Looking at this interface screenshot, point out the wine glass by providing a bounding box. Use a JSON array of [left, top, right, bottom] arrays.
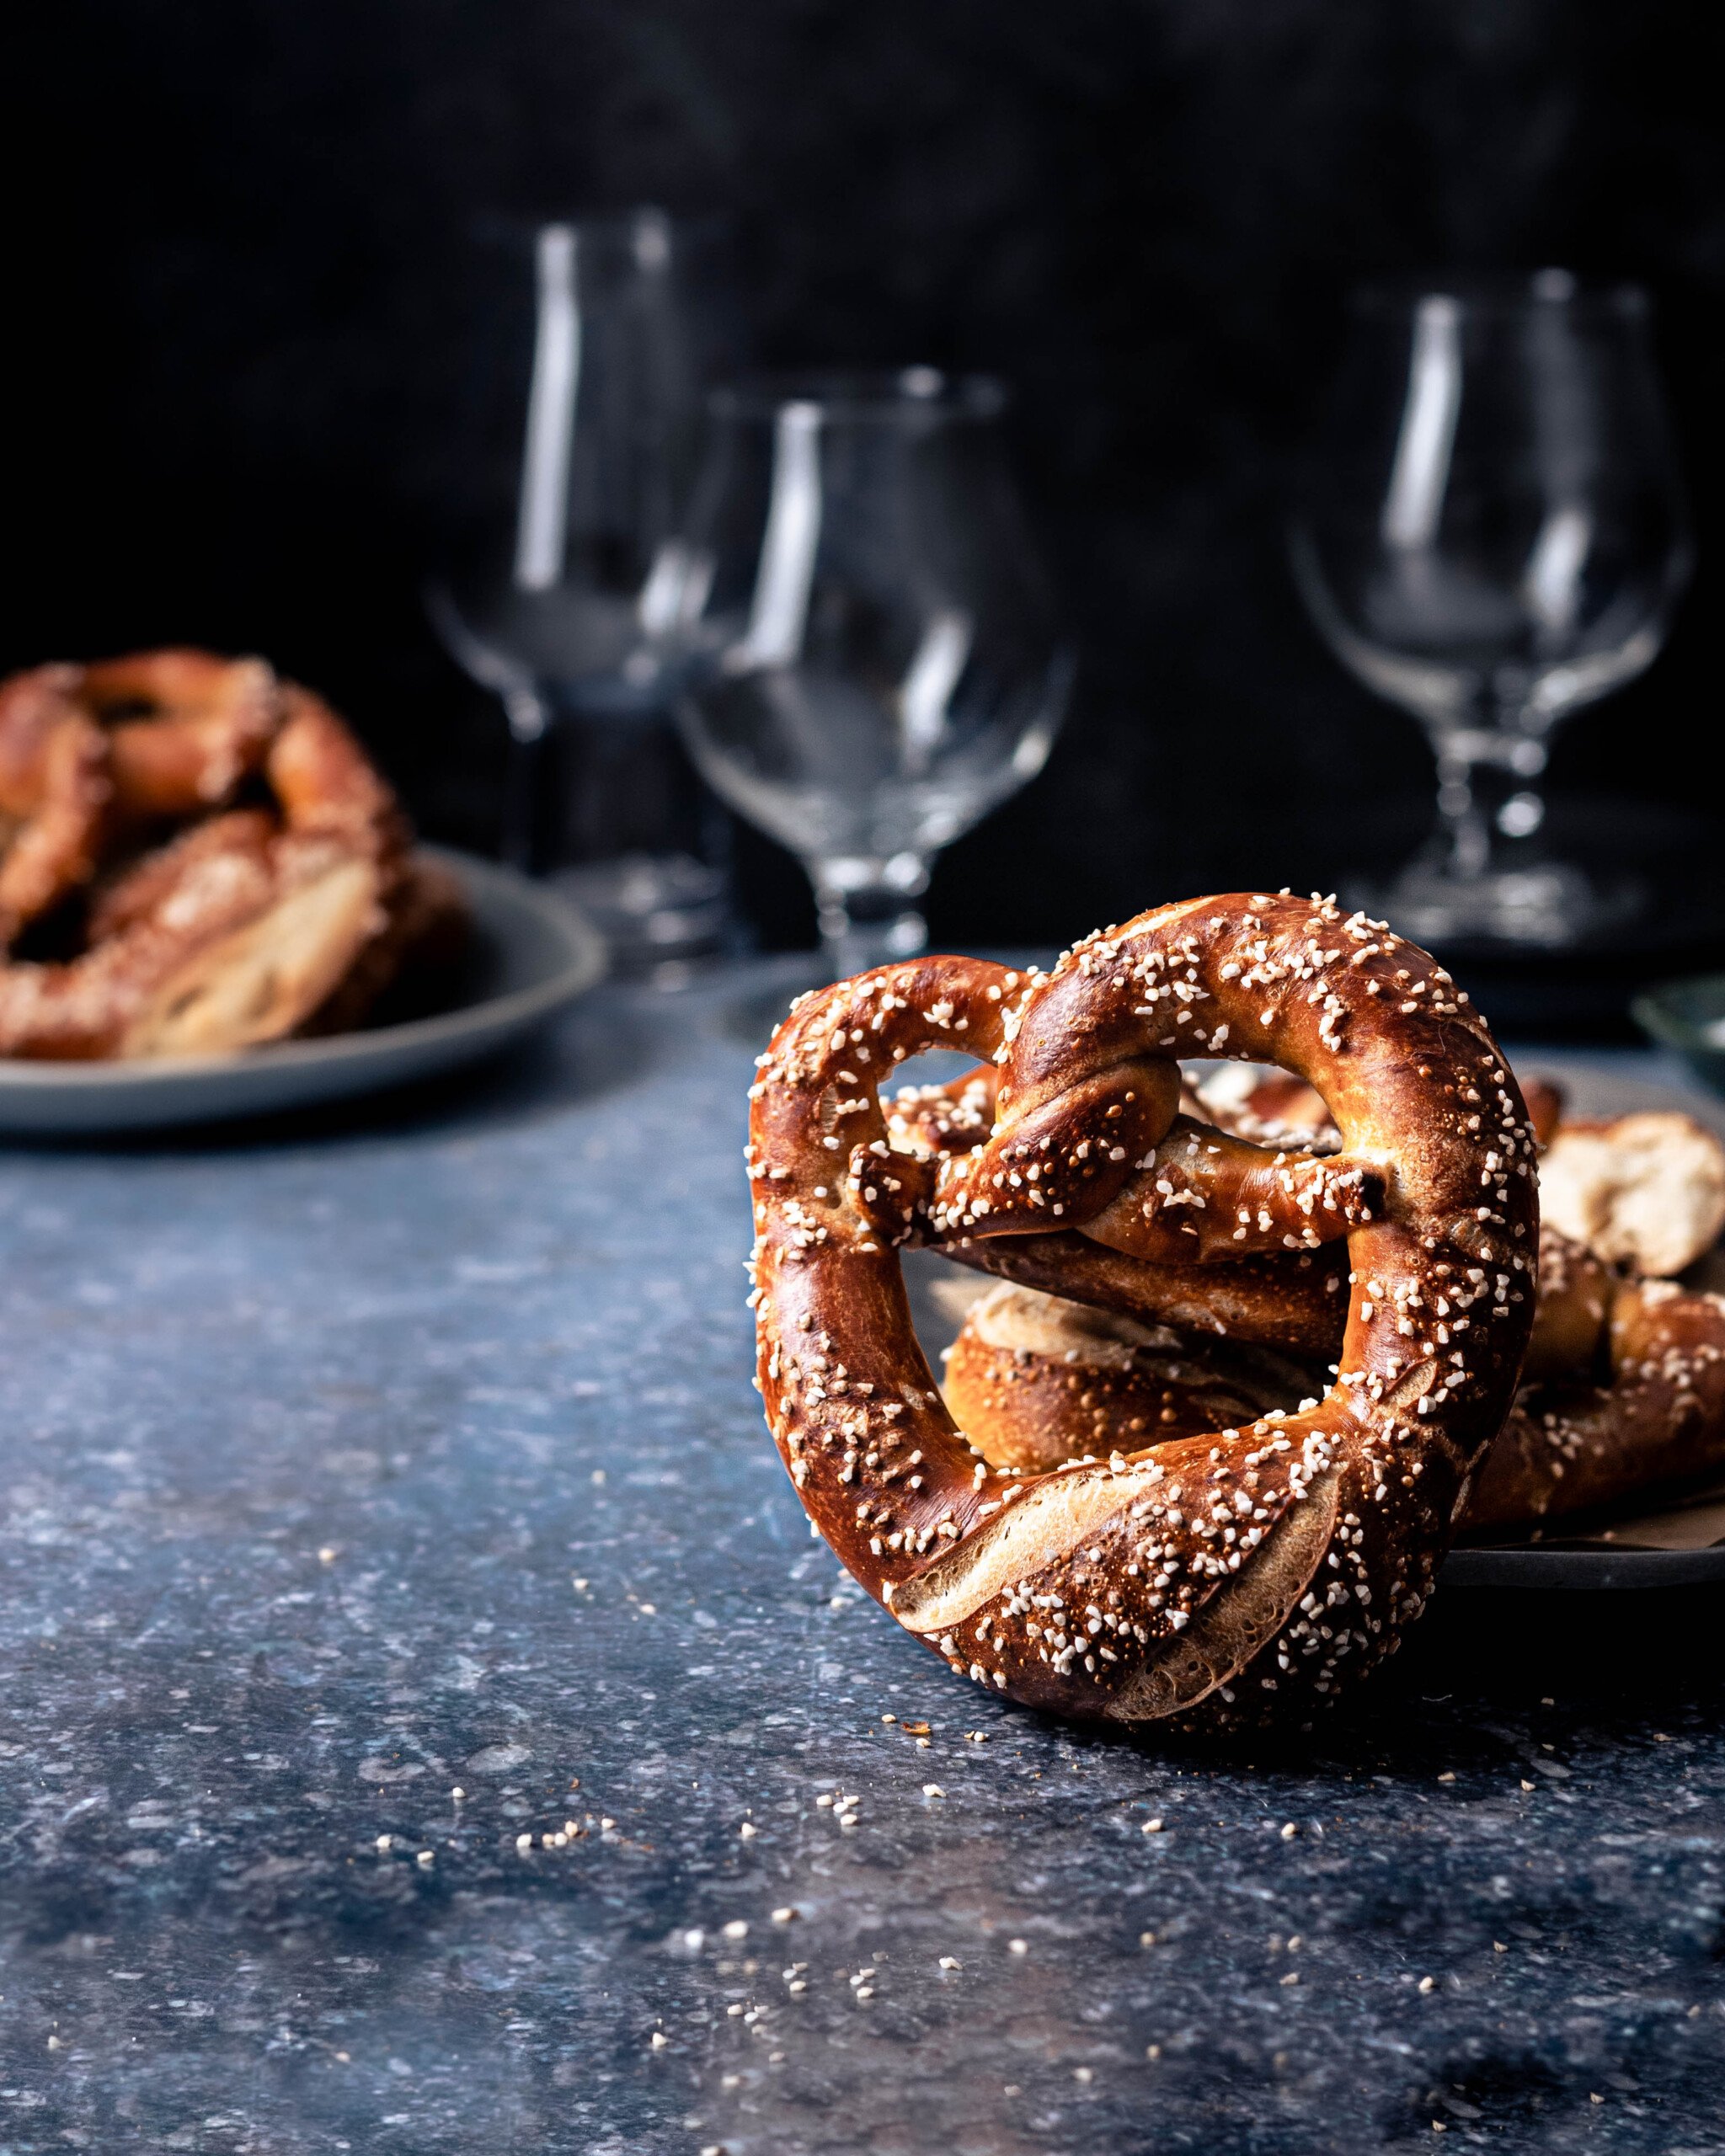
[[426, 208, 740, 973], [666, 369, 1072, 980], [1290, 272, 1692, 947]]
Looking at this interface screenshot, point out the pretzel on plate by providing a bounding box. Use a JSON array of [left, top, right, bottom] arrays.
[[1467, 1235, 1725, 1529], [0, 656, 451, 1059], [748, 893, 1538, 1731], [932, 1049, 1725, 1535], [944, 1209, 1725, 1540]]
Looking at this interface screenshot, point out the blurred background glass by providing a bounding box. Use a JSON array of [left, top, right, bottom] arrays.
[[1291, 272, 1692, 948], [427, 208, 741, 975], [668, 369, 1072, 980]]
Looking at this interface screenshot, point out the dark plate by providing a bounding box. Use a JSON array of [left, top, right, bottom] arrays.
[[1440, 1542, 1725, 1590]]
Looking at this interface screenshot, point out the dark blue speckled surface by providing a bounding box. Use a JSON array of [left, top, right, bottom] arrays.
[[0, 974, 1720, 2154]]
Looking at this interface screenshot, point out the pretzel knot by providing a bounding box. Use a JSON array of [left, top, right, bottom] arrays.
[[747, 893, 1539, 1732]]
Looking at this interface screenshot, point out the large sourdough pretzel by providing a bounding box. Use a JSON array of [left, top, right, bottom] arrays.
[[748, 894, 1538, 1729]]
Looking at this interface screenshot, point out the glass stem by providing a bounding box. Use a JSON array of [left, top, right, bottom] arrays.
[[499, 686, 551, 872], [1430, 714, 1550, 883], [808, 854, 932, 982]]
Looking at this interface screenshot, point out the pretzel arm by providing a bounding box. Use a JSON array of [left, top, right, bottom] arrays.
[[1464, 1281, 1725, 1531], [941, 1230, 1350, 1362], [265, 685, 408, 856], [886, 1066, 998, 1155], [107, 705, 275, 817], [84, 650, 281, 820], [0, 710, 109, 937], [0, 670, 115, 942], [1078, 1114, 1381, 1263]]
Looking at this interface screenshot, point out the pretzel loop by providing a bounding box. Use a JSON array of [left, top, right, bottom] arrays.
[[748, 894, 1539, 1730]]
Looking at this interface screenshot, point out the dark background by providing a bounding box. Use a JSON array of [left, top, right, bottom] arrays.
[[4, 0, 1722, 975]]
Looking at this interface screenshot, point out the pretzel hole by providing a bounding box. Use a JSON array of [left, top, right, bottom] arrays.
[[905, 1252, 1321, 1481], [1179, 1058, 1343, 1154], [887, 1048, 986, 1097]]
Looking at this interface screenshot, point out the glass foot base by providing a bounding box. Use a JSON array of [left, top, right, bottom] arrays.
[[1346, 857, 1644, 951]]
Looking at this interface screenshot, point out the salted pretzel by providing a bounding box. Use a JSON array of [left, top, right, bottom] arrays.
[[748, 894, 1538, 1730], [0, 664, 442, 1059]]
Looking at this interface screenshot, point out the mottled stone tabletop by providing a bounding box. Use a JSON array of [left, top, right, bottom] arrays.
[[0, 965, 1721, 2156]]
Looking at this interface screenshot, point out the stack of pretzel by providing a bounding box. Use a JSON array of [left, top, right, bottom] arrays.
[[0, 649, 462, 1058], [745, 894, 1725, 1734], [937, 1068, 1725, 1538]]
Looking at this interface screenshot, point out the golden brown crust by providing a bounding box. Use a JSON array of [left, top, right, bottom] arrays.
[[1188, 1065, 1563, 1153], [1522, 1227, 1611, 1384], [748, 895, 1539, 1732], [939, 1229, 1351, 1361], [891, 1074, 1379, 1262], [86, 649, 280, 821], [0, 651, 285, 947]]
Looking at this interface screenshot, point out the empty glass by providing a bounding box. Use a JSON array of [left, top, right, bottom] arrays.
[[1291, 273, 1691, 946], [666, 370, 1071, 979], [426, 208, 739, 971]]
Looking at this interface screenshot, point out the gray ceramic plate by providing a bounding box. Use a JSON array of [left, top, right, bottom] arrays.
[[0, 846, 605, 1134]]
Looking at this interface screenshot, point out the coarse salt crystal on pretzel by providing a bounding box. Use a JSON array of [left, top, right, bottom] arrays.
[[747, 892, 1539, 1731]]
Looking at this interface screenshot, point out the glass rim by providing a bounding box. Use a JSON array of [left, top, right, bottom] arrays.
[[1348, 270, 1650, 321], [463, 205, 730, 253], [707, 368, 1009, 424]]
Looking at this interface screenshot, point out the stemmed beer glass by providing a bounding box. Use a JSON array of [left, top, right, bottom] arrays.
[[1291, 273, 1691, 946], [427, 208, 738, 969], [668, 370, 1071, 980]]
